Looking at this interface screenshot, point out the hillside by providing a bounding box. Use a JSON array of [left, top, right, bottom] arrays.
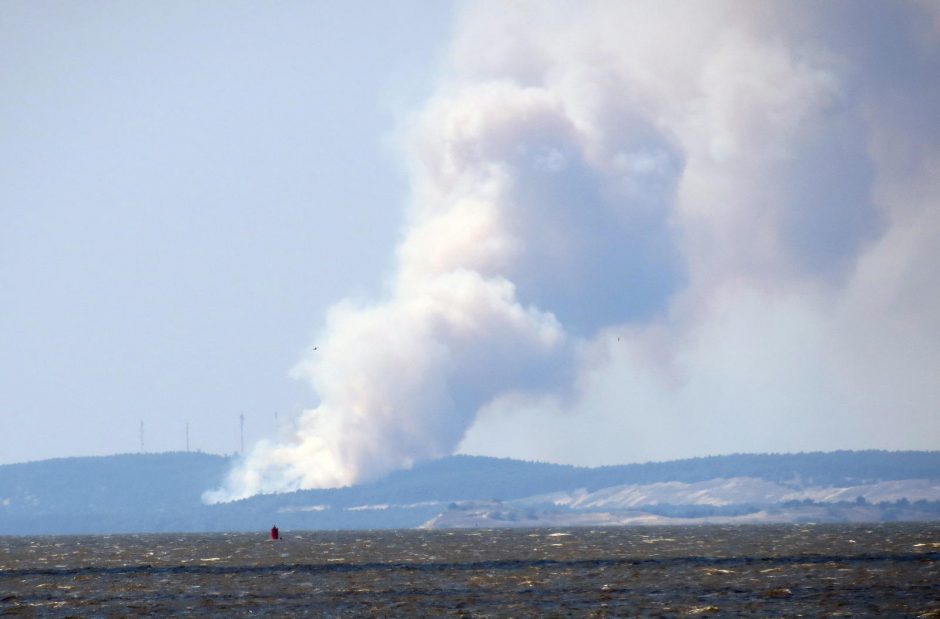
[[1, 451, 938, 534], [0, 452, 230, 515]]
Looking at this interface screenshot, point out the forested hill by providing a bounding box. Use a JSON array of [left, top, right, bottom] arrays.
[[250, 450, 940, 511], [0, 452, 230, 515], [1, 450, 938, 534], [561, 450, 940, 489]]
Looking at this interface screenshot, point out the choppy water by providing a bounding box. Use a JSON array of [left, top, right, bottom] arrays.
[[1, 523, 938, 616]]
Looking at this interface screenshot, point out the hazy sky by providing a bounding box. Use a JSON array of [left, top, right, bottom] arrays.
[[4, 2, 939, 480], [1, 1, 454, 463]]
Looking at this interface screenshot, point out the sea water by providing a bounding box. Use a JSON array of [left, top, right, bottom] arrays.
[[1, 523, 938, 616]]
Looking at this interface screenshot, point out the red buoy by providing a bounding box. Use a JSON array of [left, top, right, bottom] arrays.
[[270, 525, 279, 540]]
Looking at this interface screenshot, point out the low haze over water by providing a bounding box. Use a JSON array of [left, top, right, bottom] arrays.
[[2, 524, 938, 616]]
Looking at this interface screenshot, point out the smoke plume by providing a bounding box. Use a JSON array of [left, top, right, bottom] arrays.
[[205, 1, 940, 502]]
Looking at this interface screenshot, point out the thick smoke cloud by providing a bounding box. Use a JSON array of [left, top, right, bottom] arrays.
[[205, 1, 940, 502]]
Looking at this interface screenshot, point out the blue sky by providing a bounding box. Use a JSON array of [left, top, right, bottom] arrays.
[[3, 2, 939, 488]]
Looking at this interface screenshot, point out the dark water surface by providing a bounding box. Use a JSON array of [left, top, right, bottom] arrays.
[[2, 523, 939, 616]]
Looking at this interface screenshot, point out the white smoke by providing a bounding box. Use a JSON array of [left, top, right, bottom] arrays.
[[205, 1, 940, 502]]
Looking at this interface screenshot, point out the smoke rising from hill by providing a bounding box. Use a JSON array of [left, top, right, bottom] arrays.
[[205, 1, 940, 502]]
